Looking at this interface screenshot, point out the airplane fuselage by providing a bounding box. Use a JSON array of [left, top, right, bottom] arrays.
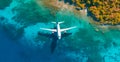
[[40, 21, 76, 40], [39, 21, 76, 53], [57, 23, 61, 39]]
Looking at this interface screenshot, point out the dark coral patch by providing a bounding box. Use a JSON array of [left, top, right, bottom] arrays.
[[0, 0, 12, 9]]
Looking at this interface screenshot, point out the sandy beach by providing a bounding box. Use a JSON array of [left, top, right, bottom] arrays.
[[36, 0, 87, 16]]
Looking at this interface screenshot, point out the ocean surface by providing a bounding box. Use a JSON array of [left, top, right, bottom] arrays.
[[0, 0, 120, 62]]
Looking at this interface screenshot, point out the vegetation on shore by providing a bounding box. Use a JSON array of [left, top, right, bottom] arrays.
[[71, 0, 120, 25]]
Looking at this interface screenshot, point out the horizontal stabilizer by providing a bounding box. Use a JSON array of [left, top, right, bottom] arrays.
[[58, 21, 64, 24], [51, 21, 64, 24], [51, 22, 56, 24]]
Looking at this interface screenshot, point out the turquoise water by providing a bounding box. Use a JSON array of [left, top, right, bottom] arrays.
[[0, 0, 120, 62]]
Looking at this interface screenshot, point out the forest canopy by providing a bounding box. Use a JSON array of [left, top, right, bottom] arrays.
[[72, 0, 120, 25]]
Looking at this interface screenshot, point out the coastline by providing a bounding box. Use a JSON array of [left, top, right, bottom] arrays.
[[39, 0, 120, 30], [37, 0, 87, 16]]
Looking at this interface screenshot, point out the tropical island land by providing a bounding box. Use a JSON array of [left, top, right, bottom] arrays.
[[39, 0, 120, 25], [72, 0, 120, 25]]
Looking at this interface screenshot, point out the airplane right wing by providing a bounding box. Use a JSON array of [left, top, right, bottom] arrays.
[[60, 26, 76, 32], [40, 28, 57, 32]]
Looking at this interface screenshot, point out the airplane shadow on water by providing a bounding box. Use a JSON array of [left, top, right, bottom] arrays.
[[38, 32, 72, 53]]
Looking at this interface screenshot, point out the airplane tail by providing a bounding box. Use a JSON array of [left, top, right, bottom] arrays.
[[51, 21, 64, 24], [58, 21, 64, 24]]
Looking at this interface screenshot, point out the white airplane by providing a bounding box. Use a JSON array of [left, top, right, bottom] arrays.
[[40, 21, 76, 39]]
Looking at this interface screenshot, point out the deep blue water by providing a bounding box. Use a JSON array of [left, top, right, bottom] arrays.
[[0, 26, 23, 62]]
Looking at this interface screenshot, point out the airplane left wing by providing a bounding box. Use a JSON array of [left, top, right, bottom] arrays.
[[60, 26, 76, 32], [40, 28, 57, 32]]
